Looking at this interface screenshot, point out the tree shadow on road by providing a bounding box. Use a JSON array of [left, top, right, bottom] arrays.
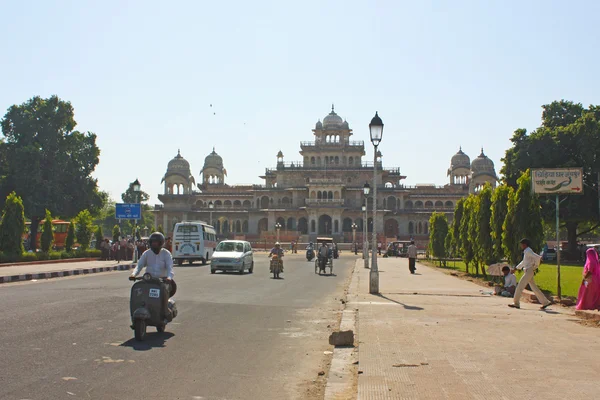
[[120, 332, 175, 351], [374, 293, 425, 311]]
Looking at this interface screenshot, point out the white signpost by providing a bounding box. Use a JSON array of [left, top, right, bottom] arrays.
[[532, 168, 583, 299]]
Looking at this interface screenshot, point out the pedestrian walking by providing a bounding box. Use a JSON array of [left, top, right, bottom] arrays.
[[576, 247, 600, 310], [407, 240, 417, 274], [509, 238, 551, 310], [113, 241, 121, 263], [377, 242, 382, 256]]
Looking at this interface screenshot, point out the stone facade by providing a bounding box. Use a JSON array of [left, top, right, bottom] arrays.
[[155, 107, 497, 243]]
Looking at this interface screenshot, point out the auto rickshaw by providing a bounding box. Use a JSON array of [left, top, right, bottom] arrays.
[[383, 241, 412, 258]]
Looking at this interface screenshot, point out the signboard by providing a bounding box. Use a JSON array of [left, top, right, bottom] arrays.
[[115, 203, 141, 220], [532, 168, 583, 195]]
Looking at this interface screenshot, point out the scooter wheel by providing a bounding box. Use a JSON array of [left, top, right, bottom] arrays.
[[134, 320, 146, 341], [156, 325, 165, 333]]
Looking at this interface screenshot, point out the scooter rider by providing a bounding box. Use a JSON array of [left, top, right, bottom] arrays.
[[129, 232, 176, 317], [269, 242, 284, 271]]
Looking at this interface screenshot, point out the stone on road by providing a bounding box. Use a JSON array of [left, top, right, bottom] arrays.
[[0, 254, 355, 400]]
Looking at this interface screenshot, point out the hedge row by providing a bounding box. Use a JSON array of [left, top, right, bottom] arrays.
[[0, 249, 102, 264]]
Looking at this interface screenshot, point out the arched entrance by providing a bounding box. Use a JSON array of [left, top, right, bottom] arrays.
[[258, 218, 268, 234], [318, 214, 332, 235], [342, 218, 353, 232], [298, 218, 308, 234], [260, 196, 269, 209], [385, 219, 399, 238]]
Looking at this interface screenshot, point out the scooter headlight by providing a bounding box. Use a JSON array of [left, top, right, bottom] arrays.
[[143, 273, 152, 281]]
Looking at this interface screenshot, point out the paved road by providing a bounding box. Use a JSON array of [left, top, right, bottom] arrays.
[[1, 253, 355, 400]]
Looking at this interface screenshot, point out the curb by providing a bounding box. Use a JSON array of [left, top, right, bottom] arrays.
[[0, 258, 100, 268], [0, 263, 136, 284], [324, 258, 360, 400]]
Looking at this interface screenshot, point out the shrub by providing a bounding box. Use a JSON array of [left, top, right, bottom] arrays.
[[41, 209, 54, 253], [65, 221, 75, 252], [74, 210, 94, 251], [95, 225, 103, 250], [0, 192, 26, 257]]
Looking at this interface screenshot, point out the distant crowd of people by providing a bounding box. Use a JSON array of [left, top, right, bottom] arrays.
[[98, 236, 173, 262]]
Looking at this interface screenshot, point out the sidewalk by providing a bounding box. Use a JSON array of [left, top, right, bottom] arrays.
[[354, 257, 600, 400], [0, 260, 134, 284]]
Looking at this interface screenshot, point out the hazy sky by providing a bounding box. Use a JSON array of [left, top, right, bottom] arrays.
[[1, 0, 599, 204]]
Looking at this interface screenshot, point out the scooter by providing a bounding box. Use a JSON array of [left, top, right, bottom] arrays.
[[130, 273, 178, 341], [306, 248, 315, 261], [269, 254, 283, 279]]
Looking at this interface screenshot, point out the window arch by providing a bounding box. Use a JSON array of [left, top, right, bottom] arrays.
[[445, 201, 454, 208], [425, 201, 433, 208], [414, 201, 423, 208], [311, 157, 315, 165], [408, 221, 414, 235], [349, 156, 354, 165], [435, 201, 443, 208], [404, 200, 413, 209]]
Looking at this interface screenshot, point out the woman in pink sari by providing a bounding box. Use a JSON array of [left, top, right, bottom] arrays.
[[576, 248, 600, 310]]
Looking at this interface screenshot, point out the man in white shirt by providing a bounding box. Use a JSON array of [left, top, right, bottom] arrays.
[[407, 241, 418, 274], [130, 232, 176, 315], [509, 238, 551, 309]]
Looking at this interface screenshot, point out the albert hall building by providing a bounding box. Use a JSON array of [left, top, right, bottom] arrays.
[[154, 107, 497, 243]]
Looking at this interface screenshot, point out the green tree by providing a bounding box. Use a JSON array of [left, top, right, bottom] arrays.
[[459, 196, 475, 274], [112, 224, 121, 242], [40, 209, 54, 252], [65, 221, 75, 252], [0, 192, 25, 257], [467, 195, 482, 274], [501, 100, 600, 256], [74, 210, 94, 250], [121, 180, 150, 204], [490, 185, 513, 262], [157, 225, 164, 234], [450, 198, 465, 258], [95, 225, 103, 250], [476, 184, 494, 271], [0, 96, 105, 251], [503, 170, 544, 265], [445, 230, 454, 259], [428, 212, 449, 266]]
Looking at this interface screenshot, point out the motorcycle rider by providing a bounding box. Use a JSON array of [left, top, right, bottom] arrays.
[[306, 242, 315, 260], [269, 242, 284, 271], [129, 232, 176, 319]]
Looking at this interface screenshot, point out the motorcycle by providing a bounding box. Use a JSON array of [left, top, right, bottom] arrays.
[[306, 248, 315, 261], [130, 273, 178, 341], [269, 254, 283, 279]]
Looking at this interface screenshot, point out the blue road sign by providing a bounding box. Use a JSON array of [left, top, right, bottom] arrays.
[[115, 203, 142, 220]]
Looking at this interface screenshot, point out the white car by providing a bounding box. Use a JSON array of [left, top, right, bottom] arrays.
[[211, 240, 254, 274]]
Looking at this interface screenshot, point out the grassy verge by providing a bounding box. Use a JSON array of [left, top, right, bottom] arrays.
[[428, 259, 583, 298]]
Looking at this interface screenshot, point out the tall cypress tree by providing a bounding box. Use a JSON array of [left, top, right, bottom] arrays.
[[40, 209, 54, 253], [476, 183, 494, 272], [491, 185, 512, 262], [0, 192, 25, 257]]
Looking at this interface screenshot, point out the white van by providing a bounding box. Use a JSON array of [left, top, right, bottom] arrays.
[[172, 221, 217, 265]]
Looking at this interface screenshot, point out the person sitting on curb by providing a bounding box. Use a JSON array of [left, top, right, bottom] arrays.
[[509, 238, 551, 310], [495, 266, 516, 297]]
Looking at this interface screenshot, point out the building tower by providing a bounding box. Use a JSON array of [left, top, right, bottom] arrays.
[[162, 150, 195, 195], [448, 147, 471, 185], [201, 148, 226, 186], [469, 148, 497, 192]]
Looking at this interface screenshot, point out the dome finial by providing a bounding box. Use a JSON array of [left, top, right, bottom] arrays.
[[331, 103, 334, 112], [177, 148, 181, 156]]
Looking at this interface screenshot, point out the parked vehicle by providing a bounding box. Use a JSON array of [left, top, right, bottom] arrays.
[[211, 240, 254, 274], [23, 220, 70, 250], [384, 241, 412, 258], [129, 273, 178, 341], [172, 221, 217, 266]]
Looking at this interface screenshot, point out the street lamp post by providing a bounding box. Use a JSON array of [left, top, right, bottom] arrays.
[[275, 223, 282, 243], [143, 226, 149, 237], [363, 183, 370, 269], [208, 201, 214, 226], [369, 112, 384, 294], [132, 179, 141, 263], [352, 223, 358, 255]]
